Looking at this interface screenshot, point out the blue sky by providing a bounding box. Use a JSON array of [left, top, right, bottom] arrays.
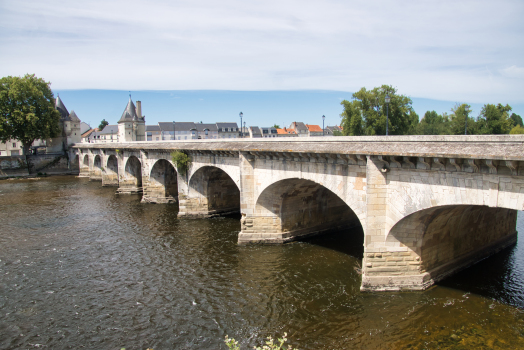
[[1, 0, 523, 127], [52, 89, 522, 129]]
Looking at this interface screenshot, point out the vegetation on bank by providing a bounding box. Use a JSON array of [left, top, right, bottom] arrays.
[[340, 84, 523, 136], [225, 333, 298, 350], [0, 74, 61, 155]]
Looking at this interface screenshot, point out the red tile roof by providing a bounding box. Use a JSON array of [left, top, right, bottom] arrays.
[[306, 124, 323, 132]]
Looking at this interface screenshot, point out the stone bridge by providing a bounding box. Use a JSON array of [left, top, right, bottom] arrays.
[[73, 135, 524, 292]]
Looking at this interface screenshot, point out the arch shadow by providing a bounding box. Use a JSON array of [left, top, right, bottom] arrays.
[[388, 204, 518, 286], [143, 159, 178, 204], [255, 178, 363, 244], [186, 166, 240, 216]]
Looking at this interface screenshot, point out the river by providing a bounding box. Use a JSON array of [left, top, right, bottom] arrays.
[[0, 176, 523, 349]]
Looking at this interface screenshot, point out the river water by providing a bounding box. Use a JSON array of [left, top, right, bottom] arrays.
[[0, 176, 523, 350]]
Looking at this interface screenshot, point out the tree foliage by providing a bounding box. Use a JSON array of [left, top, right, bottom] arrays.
[[475, 103, 513, 134], [99, 119, 109, 130], [509, 113, 523, 127], [510, 125, 524, 134], [0, 74, 61, 153], [340, 85, 418, 136], [171, 150, 191, 173]]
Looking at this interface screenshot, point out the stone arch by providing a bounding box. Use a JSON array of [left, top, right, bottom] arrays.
[[92, 154, 102, 180], [102, 154, 119, 187], [106, 155, 118, 176], [190, 162, 240, 189], [83, 154, 89, 167], [124, 155, 142, 187], [182, 166, 240, 216], [387, 204, 518, 286], [254, 178, 362, 241], [385, 172, 524, 240], [142, 159, 178, 203]]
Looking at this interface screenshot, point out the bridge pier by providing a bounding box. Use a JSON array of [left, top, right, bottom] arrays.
[[78, 153, 90, 177]]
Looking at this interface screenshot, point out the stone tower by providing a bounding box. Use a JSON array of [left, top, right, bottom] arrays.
[[46, 95, 82, 153], [118, 96, 146, 142]]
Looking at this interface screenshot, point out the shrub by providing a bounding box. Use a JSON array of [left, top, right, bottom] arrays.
[[225, 333, 298, 350], [171, 150, 191, 173]]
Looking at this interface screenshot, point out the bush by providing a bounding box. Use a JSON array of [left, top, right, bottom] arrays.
[[171, 150, 191, 173]]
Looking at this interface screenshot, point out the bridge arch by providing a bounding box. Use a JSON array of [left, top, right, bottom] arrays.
[[116, 155, 143, 194], [83, 154, 89, 167], [92, 154, 102, 180], [180, 166, 240, 217], [142, 159, 178, 203], [253, 178, 363, 242], [383, 204, 518, 288], [190, 162, 240, 190], [102, 154, 119, 187]]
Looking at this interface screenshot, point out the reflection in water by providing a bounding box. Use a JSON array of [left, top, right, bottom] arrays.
[[0, 176, 523, 349]]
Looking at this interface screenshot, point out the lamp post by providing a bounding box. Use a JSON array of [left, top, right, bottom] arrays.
[[322, 115, 325, 136], [464, 105, 469, 135], [173, 121, 176, 140], [239, 112, 243, 138], [385, 94, 391, 136]]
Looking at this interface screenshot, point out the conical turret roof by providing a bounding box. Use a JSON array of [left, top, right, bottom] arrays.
[[55, 95, 70, 121], [69, 110, 81, 122], [118, 96, 138, 123]]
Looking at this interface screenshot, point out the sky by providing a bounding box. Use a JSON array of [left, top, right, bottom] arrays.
[[1, 0, 523, 127]]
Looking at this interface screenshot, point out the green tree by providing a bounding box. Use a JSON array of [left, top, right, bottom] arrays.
[[509, 125, 524, 134], [477, 103, 513, 134], [272, 124, 280, 129], [416, 110, 449, 135], [509, 113, 523, 127], [448, 103, 478, 135], [0, 74, 61, 155], [99, 119, 109, 130], [340, 85, 418, 136]]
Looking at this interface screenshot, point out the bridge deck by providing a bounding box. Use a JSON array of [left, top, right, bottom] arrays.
[[74, 135, 524, 161]]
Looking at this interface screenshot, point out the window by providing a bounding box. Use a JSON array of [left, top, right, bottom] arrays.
[[12, 143, 16, 148]]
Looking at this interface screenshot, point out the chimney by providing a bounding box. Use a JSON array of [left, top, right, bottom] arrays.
[[136, 101, 142, 118]]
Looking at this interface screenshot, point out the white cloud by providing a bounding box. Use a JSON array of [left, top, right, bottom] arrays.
[[1, 0, 523, 103]]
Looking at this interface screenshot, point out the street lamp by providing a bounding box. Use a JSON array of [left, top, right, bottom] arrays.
[[464, 105, 469, 135], [239, 112, 243, 138], [385, 94, 391, 136], [322, 115, 325, 136], [173, 120, 176, 140]]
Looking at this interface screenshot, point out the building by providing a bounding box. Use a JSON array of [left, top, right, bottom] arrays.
[[261, 127, 278, 138], [118, 97, 146, 142], [288, 122, 309, 137], [249, 126, 263, 138], [0, 139, 23, 156], [195, 123, 218, 139], [276, 128, 297, 137], [146, 125, 161, 141], [217, 123, 239, 139], [305, 124, 323, 137], [324, 125, 343, 136], [1, 95, 82, 155]]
